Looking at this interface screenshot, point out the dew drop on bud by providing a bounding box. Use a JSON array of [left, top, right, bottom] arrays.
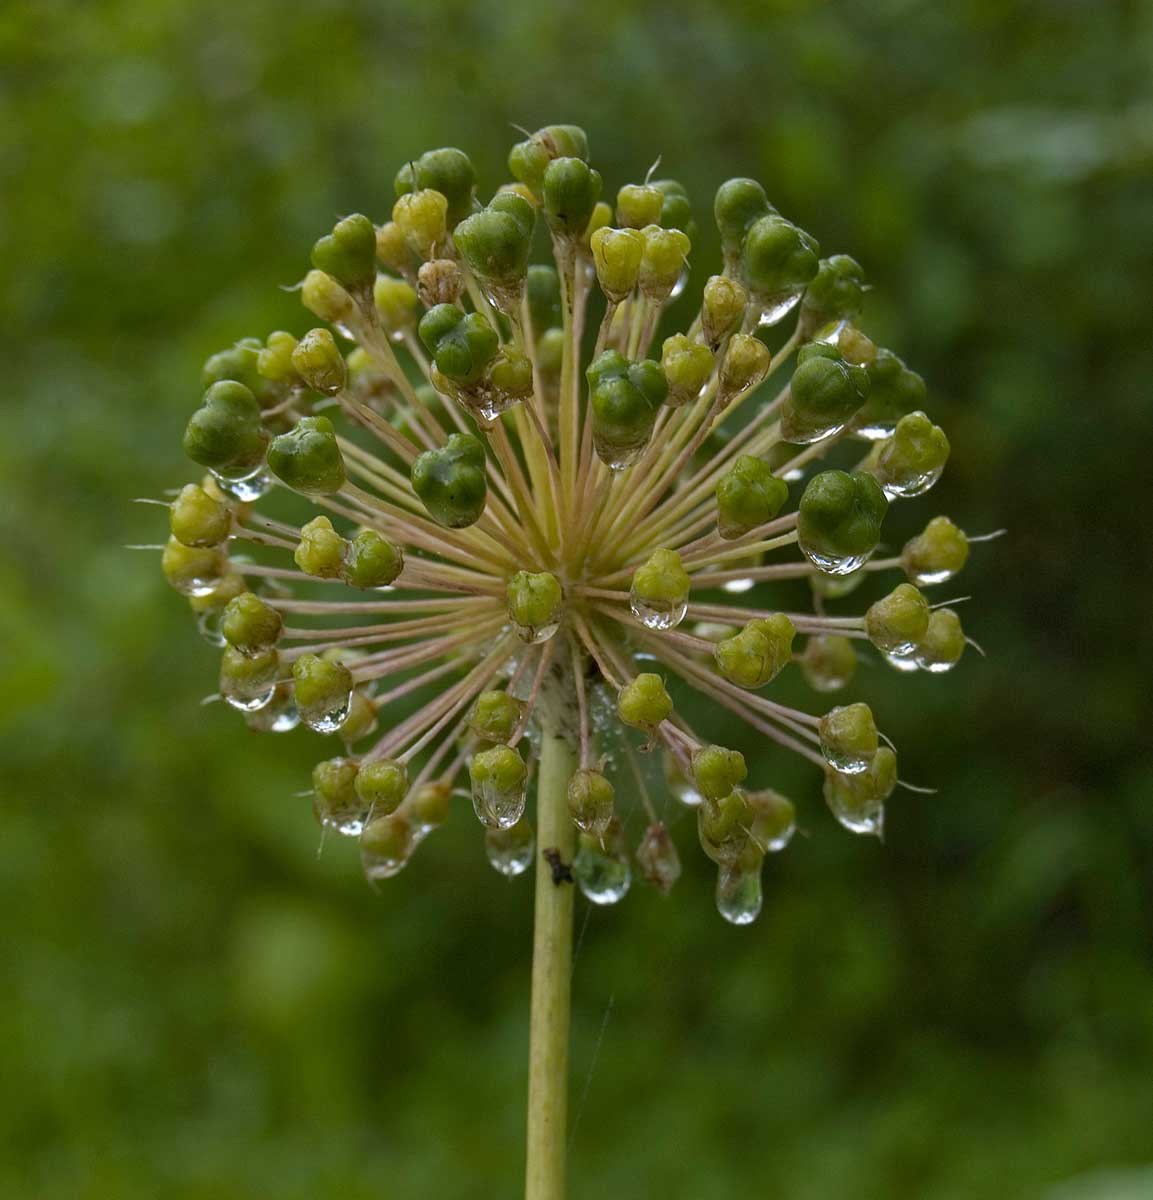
[[798, 540, 873, 577], [756, 289, 802, 328], [628, 592, 688, 632], [223, 685, 275, 713], [211, 466, 273, 503], [716, 860, 763, 925], [303, 694, 353, 734], [573, 822, 631, 905], [196, 609, 227, 647], [361, 815, 415, 881], [471, 777, 528, 830], [485, 820, 535, 877], [883, 650, 920, 673]]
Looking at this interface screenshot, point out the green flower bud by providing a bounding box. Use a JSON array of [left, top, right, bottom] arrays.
[[586, 349, 668, 469], [292, 652, 354, 733], [870, 411, 950, 498], [409, 781, 452, 832], [506, 570, 563, 643], [714, 614, 796, 689], [542, 157, 602, 238], [800, 634, 857, 693], [509, 124, 589, 196], [374, 221, 411, 275], [630, 548, 691, 630], [411, 433, 487, 528], [312, 757, 368, 836], [866, 582, 931, 656], [295, 515, 345, 578], [573, 817, 632, 905], [393, 189, 448, 260], [361, 812, 416, 879], [715, 454, 788, 539], [310, 213, 377, 291], [660, 334, 714, 406], [342, 529, 403, 589], [453, 191, 536, 290], [638, 224, 690, 302], [374, 275, 420, 336], [354, 758, 409, 817], [291, 327, 347, 396], [170, 483, 232, 548], [714, 177, 772, 260], [339, 690, 378, 745], [747, 789, 796, 853], [692, 744, 748, 802], [470, 744, 528, 829], [220, 591, 283, 655], [220, 644, 279, 712], [257, 331, 300, 384], [652, 179, 694, 237], [590, 226, 645, 303], [818, 702, 878, 774], [617, 672, 673, 733], [162, 535, 226, 597], [799, 255, 866, 336], [487, 347, 534, 401], [301, 268, 356, 326], [202, 338, 265, 393], [469, 689, 525, 744], [616, 183, 663, 229], [797, 469, 888, 574], [780, 343, 870, 444], [824, 746, 896, 837], [901, 516, 969, 585], [719, 333, 771, 397], [915, 608, 966, 673], [567, 768, 615, 837], [854, 348, 927, 439], [527, 264, 562, 333], [183, 381, 268, 478], [394, 147, 476, 227], [698, 789, 753, 866], [418, 304, 499, 387], [701, 275, 748, 348], [267, 415, 346, 495], [636, 822, 682, 894]]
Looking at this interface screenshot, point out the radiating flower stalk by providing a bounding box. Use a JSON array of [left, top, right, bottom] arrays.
[[155, 124, 988, 1200]]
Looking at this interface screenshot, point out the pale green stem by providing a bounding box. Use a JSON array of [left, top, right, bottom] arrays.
[[525, 726, 577, 1200]]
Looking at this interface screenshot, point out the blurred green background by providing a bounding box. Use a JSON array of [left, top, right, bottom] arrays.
[[2, 0, 1151, 1196]]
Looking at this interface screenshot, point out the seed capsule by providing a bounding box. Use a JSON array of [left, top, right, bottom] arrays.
[[291, 328, 347, 396], [292, 653, 354, 733], [221, 592, 283, 656], [586, 349, 668, 469], [170, 483, 232, 548], [617, 673, 673, 734], [454, 191, 536, 296], [161, 536, 227, 597], [660, 334, 714, 407], [915, 608, 966, 673], [818, 702, 878, 775], [698, 789, 753, 866], [354, 758, 409, 817], [393, 188, 449, 260], [295, 515, 345, 578], [714, 177, 773, 263], [824, 746, 897, 837], [630, 548, 691, 631], [313, 757, 368, 836], [719, 333, 771, 398], [267, 416, 346, 496], [869, 411, 950, 498], [411, 433, 488, 529], [220, 645, 279, 712], [394, 147, 477, 227], [799, 254, 866, 337], [779, 343, 870, 444], [701, 274, 748, 348], [741, 214, 820, 324], [797, 469, 888, 575], [301, 268, 356, 326], [361, 813, 416, 880], [616, 183, 664, 229], [747, 789, 797, 853], [638, 224, 690, 302], [418, 304, 500, 388], [715, 455, 789, 540], [567, 768, 615, 837], [691, 744, 748, 802], [338, 691, 378, 746], [374, 275, 421, 338], [901, 516, 970, 585], [590, 227, 645, 302], [468, 690, 525, 744], [714, 615, 796, 689], [342, 529, 403, 589], [183, 380, 268, 480], [542, 156, 602, 238], [310, 213, 377, 291], [506, 570, 564, 643], [853, 348, 927, 440], [866, 583, 931, 656]]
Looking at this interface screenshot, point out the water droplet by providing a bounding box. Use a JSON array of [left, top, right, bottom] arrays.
[[485, 820, 534, 877], [636, 824, 681, 894], [629, 592, 688, 631], [573, 824, 631, 905], [668, 266, 690, 301], [715, 861, 763, 925], [818, 734, 872, 776], [799, 538, 872, 577], [315, 792, 371, 838], [244, 686, 300, 732], [361, 816, 415, 879], [755, 289, 803, 328], [223, 684, 276, 713], [593, 435, 648, 472], [196, 608, 227, 647], [303, 695, 352, 734], [779, 412, 850, 446], [826, 791, 885, 837], [914, 652, 955, 675], [883, 650, 920, 673], [665, 754, 703, 807], [211, 466, 273, 502], [908, 565, 955, 587], [512, 618, 560, 645], [854, 417, 899, 441], [471, 778, 528, 830], [879, 465, 945, 500]]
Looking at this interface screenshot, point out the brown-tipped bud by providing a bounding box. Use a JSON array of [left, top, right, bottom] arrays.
[[417, 258, 464, 308]]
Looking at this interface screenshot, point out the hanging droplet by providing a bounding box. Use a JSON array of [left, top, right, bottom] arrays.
[[636, 824, 681, 894], [798, 538, 873, 577], [573, 820, 631, 905], [667, 265, 690, 301], [196, 608, 227, 647], [883, 650, 920, 673], [211, 465, 273, 503], [879, 465, 944, 500], [593, 434, 648, 472], [485, 820, 535, 877], [361, 814, 415, 881], [716, 856, 764, 925], [779, 411, 852, 446], [244, 684, 300, 733], [755, 288, 803, 328], [470, 746, 529, 830], [302, 693, 352, 734], [826, 787, 885, 837], [223, 685, 275, 713], [628, 592, 688, 631]]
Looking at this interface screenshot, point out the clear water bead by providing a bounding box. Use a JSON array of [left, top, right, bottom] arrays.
[[303, 695, 352, 734], [884, 650, 920, 673], [827, 792, 885, 838], [471, 779, 528, 831], [593, 435, 648, 472], [629, 592, 688, 631], [513, 618, 560, 645], [716, 863, 763, 925], [573, 840, 631, 905], [799, 539, 873, 577], [211, 466, 273, 503], [223, 684, 276, 713], [484, 821, 534, 877], [756, 289, 803, 328], [879, 465, 944, 499], [196, 609, 227, 647]]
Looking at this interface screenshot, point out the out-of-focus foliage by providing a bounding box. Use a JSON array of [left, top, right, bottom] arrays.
[[1, 0, 1151, 1196]]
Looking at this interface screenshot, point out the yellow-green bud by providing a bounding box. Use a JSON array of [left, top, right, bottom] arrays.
[[295, 515, 346, 578], [393, 189, 448, 260], [818, 702, 878, 774], [638, 224, 690, 302], [617, 672, 673, 733], [901, 516, 970, 585], [715, 454, 789, 539], [582, 201, 613, 251], [339, 691, 378, 745], [301, 268, 355, 326], [468, 690, 524, 743], [312, 757, 367, 836], [292, 653, 354, 733], [361, 812, 416, 879], [342, 529, 403, 589], [915, 608, 966, 673], [824, 746, 896, 837], [257, 331, 300, 383], [567, 768, 615, 837], [629, 548, 691, 631], [660, 334, 714, 406], [310, 213, 377, 291], [219, 645, 279, 712], [701, 275, 748, 348], [714, 615, 796, 689], [488, 348, 534, 401], [409, 781, 452, 831], [374, 275, 421, 335], [220, 591, 283, 655], [870, 411, 950, 498], [865, 583, 931, 655], [506, 570, 563, 643], [719, 333, 771, 397], [291, 327, 347, 396], [354, 758, 409, 816], [161, 536, 226, 597], [617, 183, 664, 229], [800, 634, 857, 693], [692, 744, 748, 802], [170, 483, 232, 548], [590, 226, 645, 303], [375, 221, 411, 275], [698, 789, 753, 866], [470, 744, 529, 829]]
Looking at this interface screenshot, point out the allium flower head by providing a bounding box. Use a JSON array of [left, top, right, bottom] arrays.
[[157, 124, 988, 924]]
